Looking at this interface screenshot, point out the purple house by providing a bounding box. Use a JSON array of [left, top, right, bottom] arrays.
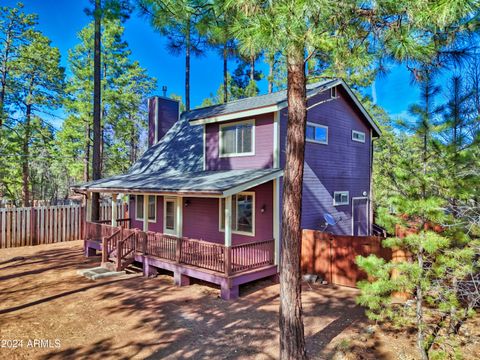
[[74, 78, 381, 299]]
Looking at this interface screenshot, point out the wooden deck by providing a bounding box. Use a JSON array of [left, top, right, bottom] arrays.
[[84, 222, 277, 299]]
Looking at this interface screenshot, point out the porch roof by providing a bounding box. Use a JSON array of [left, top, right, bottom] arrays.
[[72, 168, 282, 196]]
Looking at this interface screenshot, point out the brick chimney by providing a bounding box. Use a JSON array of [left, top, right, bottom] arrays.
[[148, 95, 180, 147]]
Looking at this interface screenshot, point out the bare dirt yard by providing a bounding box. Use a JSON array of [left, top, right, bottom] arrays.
[[0, 241, 478, 360]]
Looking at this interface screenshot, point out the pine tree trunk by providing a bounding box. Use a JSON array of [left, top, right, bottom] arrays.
[[84, 121, 90, 182], [22, 103, 31, 206], [223, 43, 228, 103], [416, 246, 428, 360], [279, 49, 307, 360], [185, 18, 191, 111], [268, 53, 274, 94], [91, 0, 102, 221], [0, 28, 11, 128], [250, 54, 255, 82]]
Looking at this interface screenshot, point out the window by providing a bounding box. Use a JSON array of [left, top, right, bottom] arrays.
[[219, 120, 254, 157], [306, 122, 328, 144], [333, 191, 349, 206], [164, 198, 177, 234], [331, 86, 337, 98], [352, 130, 366, 143], [135, 195, 156, 221], [219, 192, 255, 235]]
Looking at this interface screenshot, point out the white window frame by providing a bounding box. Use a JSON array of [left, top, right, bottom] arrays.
[[163, 197, 178, 236], [352, 130, 366, 143], [135, 195, 157, 222], [331, 86, 337, 99], [306, 122, 328, 145], [333, 191, 349, 206], [219, 191, 256, 236], [219, 119, 255, 158]]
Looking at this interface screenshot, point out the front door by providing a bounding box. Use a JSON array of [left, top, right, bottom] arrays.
[[352, 197, 369, 236], [164, 197, 178, 236]]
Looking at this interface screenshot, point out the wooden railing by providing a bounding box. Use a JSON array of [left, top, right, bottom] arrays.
[[181, 238, 226, 273], [87, 222, 275, 276], [230, 240, 275, 274], [95, 218, 131, 229], [116, 232, 137, 271], [101, 228, 122, 263], [86, 221, 118, 241], [146, 232, 177, 262]]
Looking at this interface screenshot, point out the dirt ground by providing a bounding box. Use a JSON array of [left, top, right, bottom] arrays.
[[0, 241, 478, 360]]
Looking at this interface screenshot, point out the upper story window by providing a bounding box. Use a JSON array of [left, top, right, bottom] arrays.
[[135, 195, 157, 222], [352, 130, 366, 143], [219, 120, 255, 157], [306, 122, 328, 145], [333, 191, 349, 206]]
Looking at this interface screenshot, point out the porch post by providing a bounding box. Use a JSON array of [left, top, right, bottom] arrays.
[[143, 194, 149, 232], [86, 191, 92, 222], [111, 193, 118, 227], [224, 195, 232, 247], [176, 196, 183, 237]]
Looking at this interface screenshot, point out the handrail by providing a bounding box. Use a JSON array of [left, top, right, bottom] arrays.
[[101, 228, 121, 263], [116, 232, 136, 271]]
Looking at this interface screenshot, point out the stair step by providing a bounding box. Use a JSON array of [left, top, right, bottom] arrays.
[[77, 266, 126, 280]]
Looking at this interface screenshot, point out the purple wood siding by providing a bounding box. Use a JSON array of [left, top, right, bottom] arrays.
[[279, 86, 372, 235], [183, 181, 274, 245], [205, 114, 274, 170], [130, 195, 164, 232], [148, 97, 179, 147]]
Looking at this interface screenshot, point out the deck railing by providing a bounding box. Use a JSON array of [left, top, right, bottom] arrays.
[[85, 222, 275, 275], [230, 240, 275, 274], [181, 238, 226, 273], [95, 218, 131, 230]]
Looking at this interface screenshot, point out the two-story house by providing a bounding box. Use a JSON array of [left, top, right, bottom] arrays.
[[75, 78, 381, 299]]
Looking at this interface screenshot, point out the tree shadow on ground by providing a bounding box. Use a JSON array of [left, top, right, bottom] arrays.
[[2, 243, 390, 360]]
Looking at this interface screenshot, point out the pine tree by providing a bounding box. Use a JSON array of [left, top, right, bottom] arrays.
[[227, 1, 479, 358], [59, 19, 155, 189], [139, 0, 210, 111]]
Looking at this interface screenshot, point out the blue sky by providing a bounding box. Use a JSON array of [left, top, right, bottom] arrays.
[[6, 0, 422, 127]]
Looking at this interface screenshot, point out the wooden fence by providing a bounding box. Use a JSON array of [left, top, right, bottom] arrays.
[[0, 203, 127, 248], [301, 229, 391, 288]]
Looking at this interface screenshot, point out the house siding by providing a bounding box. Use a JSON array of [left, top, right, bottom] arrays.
[[205, 113, 274, 170], [279, 86, 371, 235], [183, 181, 274, 245]]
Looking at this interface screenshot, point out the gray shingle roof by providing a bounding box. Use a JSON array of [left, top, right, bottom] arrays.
[[75, 168, 281, 195], [183, 79, 338, 121]]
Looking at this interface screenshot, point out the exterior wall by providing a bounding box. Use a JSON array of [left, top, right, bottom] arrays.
[[279, 86, 372, 235], [129, 195, 164, 232], [148, 97, 179, 147], [205, 113, 274, 170]]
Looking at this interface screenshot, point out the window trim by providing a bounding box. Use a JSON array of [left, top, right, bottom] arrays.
[[352, 130, 366, 143], [135, 195, 157, 223], [306, 122, 328, 145], [163, 197, 178, 235], [219, 119, 255, 158], [333, 191, 349, 206], [218, 191, 256, 237], [331, 86, 337, 99]]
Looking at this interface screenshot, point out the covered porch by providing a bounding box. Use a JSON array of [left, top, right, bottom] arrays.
[[78, 168, 282, 299]]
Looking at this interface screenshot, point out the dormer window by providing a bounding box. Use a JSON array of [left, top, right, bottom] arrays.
[[219, 119, 255, 157]]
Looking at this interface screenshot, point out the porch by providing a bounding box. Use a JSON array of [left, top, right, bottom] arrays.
[[84, 221, 277, 300]]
